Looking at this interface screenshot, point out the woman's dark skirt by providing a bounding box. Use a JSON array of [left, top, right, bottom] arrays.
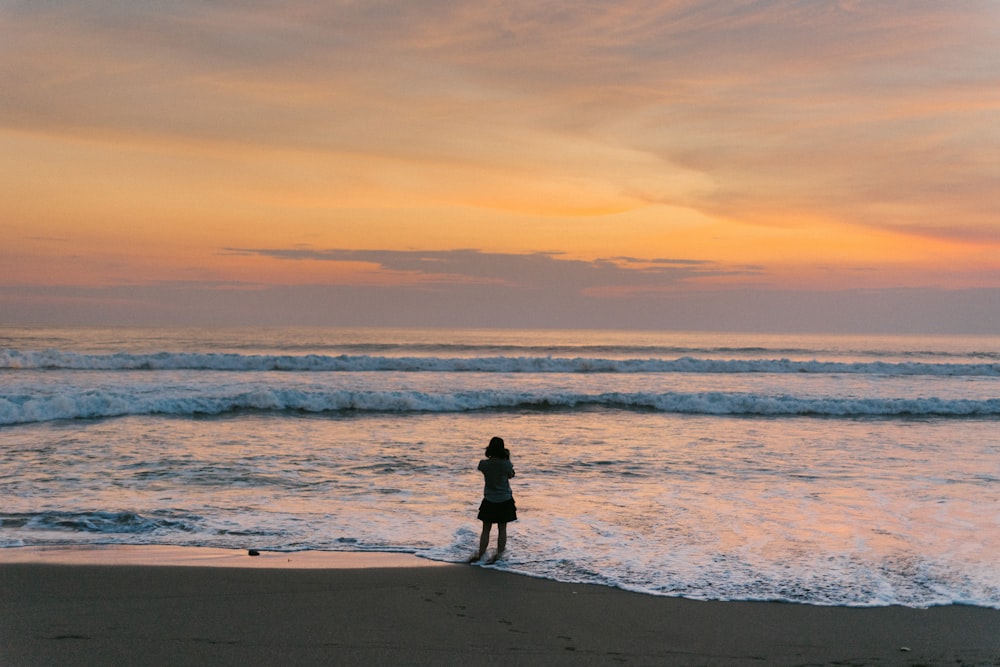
[[477, 498, 517, 524]]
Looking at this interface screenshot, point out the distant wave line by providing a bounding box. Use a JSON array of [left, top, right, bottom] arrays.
[[2, 350, 998, 376]]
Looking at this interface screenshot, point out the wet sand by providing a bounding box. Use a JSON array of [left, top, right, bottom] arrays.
[[2, 547, 998, 666]]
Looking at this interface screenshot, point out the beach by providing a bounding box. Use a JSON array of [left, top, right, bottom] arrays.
[[2, 548, 998, 666]]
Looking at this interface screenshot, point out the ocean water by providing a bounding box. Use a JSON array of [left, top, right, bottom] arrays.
[[1, 326, 998, 608]]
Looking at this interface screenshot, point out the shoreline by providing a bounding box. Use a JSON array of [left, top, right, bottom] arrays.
[[4, 544, 997, 610], [0, 544, 447, 569], [3, 546, 999, 665]]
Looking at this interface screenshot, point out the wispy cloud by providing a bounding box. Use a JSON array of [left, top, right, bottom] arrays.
[[4, 1, 996, 236]]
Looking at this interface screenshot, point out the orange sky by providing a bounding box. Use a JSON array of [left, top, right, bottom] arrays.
[[2, 1, 999, 331]]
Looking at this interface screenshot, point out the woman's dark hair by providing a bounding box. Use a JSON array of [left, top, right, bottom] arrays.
[[485, 436, 509, 459]]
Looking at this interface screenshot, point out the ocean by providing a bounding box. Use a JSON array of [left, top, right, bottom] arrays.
[[1, 326, 998, 608]]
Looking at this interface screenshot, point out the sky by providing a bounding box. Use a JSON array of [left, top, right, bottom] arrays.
[[2, 1, 999, 333]]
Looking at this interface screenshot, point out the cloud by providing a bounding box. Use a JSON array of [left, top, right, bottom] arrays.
[[5, 1, 996, 229], [222, 247, 752, 292]]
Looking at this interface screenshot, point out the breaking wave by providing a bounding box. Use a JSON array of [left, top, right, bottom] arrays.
[[3, 388, 999, 425]]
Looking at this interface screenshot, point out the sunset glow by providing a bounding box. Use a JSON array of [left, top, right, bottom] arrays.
[[2, 1, 998, 331]]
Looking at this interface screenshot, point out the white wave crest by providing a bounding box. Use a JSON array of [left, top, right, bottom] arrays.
[[2, 388, 998, 425]]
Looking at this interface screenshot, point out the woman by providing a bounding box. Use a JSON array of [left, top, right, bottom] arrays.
[[470, 436, 517, 563]]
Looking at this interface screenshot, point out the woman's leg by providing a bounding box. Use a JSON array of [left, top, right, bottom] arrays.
[[495, 522, 507, 559], [477, 521, 493, 560]]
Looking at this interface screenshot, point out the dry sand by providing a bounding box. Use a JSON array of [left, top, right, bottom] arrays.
[[1, 547, 998, 666]]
